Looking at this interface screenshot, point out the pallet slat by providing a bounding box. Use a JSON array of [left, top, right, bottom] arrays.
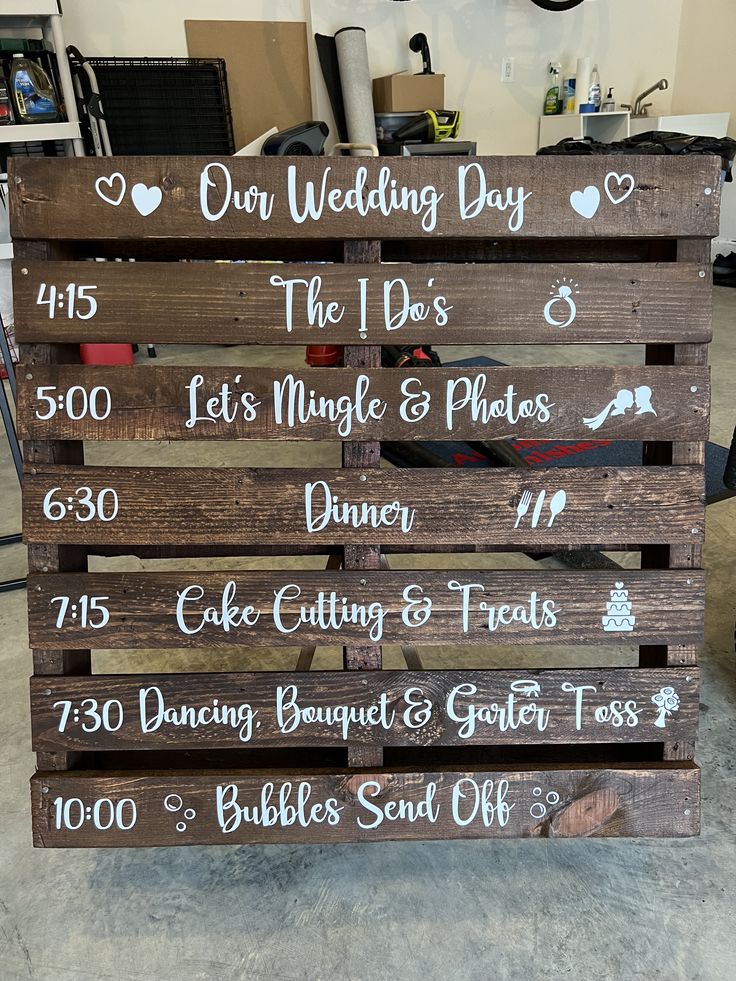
[[12, 260, 711, 345], [10, 156, 720, 240], [27, 570, 705, 649], [30, 668, 699, 751], [30, 764, 701, 845], [16, 365, 710, 442], [22, 464, 706, 546]]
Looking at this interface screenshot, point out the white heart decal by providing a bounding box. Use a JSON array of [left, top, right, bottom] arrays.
[[131, 182, 163, 217], [570, 185, 601, 220], [95, 172, 126, 207], [605, 171, 635, 205]]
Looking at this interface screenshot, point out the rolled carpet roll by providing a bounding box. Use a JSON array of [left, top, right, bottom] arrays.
[[335, 26, 377, 156]]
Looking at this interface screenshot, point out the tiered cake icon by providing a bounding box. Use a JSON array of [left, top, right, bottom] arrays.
[[602, 581, 635, 632]]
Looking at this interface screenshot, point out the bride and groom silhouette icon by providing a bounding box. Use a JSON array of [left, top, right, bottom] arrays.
[[583, 386, 656, 432]]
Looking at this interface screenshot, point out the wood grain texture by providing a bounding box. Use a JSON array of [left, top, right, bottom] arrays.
[[16, 365, 710, 442], [13, 155, 713, 837], [9, 156, 720, 241], [29, 668, 699, 752], [30, 763, 700, 846], [341, 238, 383, 766], [12, 260, 712, 345], [16, 242, 90, 773], [669, 239, 709, 670], [22, 464, 706, 546], [26, 570, 705, 649], [660, 240, 710, 762]]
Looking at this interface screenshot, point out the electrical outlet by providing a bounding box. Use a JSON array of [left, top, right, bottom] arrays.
[[501, 57, 515, 83]]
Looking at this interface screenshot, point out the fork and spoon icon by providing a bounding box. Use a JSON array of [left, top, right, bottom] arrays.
[[514, 489, 567, 529]]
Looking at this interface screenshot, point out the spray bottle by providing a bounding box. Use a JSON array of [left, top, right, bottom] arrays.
[[588, 65, 601, 111], [543, 62, 562, 115]]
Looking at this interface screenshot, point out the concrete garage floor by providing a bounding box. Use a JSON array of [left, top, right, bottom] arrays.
[[0, 288, 735, 981]]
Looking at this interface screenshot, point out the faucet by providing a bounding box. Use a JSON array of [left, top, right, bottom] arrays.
[[629, 78, 669, 117]]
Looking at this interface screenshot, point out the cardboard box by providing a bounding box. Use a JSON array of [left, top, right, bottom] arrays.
[[186, 20, 312, 150], [372, 72, 445, 112]]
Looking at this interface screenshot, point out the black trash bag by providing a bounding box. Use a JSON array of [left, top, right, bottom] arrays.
[[538, 130, 736, 180], [714, 252, 736, 287]]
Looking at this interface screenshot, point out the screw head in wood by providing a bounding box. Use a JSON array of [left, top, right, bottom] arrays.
[[698, 270, 706, 278], [691, 528, 699, 534], [684, 808, 691, 815], [26, 373, 33, 380], [44, 689, 51, 696], [41, 565, 48, 573], [704, 187, 713, 196], [21, 267, 28, 275], [360, 579, 366, 586], [360, 474, 367, 481], [690, 386, 697, 393], [41, 786, 48, 794]]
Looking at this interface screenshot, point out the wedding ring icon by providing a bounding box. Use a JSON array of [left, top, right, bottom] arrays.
[[544, 284, 577, 328]]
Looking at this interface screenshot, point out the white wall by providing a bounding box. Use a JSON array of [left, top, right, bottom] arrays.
[[311, 0, 682, 153], [672, 0, 736, 250], [59, 0, 683, 155], [59, 0, 306, 56], [673, 0, 736, 139]]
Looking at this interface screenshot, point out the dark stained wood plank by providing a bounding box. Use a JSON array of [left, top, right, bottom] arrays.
[[295, 551, 343, 672], [26, 570, 705, 649], [669, 243, 709, 666], [22, 464, 706, 546], [16, 241, 90, 774], [12, 260, 712, 345], [15, 365, 710, 442], [662, 239, 710, 762], [29, 764, 700, 845], [639, 240, 708, 763], [29, 668, 699, 752], [341, 238, 383, 766], [9, 156, 720, 241]]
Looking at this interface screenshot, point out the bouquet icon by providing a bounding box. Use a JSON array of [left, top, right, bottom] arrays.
[[651, 687, 680, 728]]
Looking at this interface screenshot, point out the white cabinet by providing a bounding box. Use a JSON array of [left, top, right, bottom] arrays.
[[539, 111, 630, 150], [539, 111, 730, 151], [628, 112, 730, 138]]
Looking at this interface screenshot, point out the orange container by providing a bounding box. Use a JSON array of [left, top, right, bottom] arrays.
[[305, 345, 342, 366], [80, 343, 134, 366]]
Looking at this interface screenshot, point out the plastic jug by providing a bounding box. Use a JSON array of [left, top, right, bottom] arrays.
[[10, 55, 60, 123]]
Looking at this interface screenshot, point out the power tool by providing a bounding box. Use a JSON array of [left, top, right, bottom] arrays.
[[393, 109, 461, 144]]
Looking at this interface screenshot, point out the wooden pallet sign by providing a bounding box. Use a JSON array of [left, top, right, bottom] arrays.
[[11, 154, 715, 846]]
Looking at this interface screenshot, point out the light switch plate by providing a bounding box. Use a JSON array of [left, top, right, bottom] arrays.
[[501, 57, 515, 83]]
